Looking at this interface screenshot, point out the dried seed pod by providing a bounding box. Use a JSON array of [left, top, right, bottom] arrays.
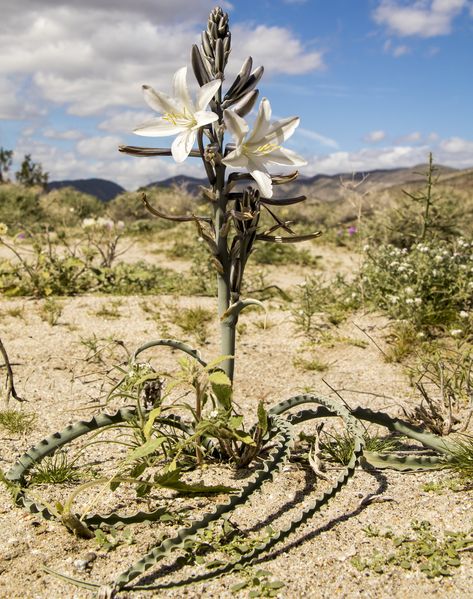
[[234, 90, 259, 117], [223, 32, 231, 54], [191, 45, 211, 86], [224, 57, 253, 101], [209, 21, 218, 41], [271, 172, 300, 185], [214, 38, 224, 75], [235, 66, 264, 99], [202, 30, 214, 59]]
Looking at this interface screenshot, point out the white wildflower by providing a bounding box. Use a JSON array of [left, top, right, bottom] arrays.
[[82, 218, 96, 228], [222, 97, 307, 198], [134, 66, 221, 163]]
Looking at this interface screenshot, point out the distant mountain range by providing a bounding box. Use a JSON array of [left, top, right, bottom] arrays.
[[47, 164, 472, 203], [47, 178, 125, 202]]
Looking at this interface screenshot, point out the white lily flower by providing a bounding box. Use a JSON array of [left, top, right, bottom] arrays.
[[134, 67, 221, 163], [222, 98, 307, 198]]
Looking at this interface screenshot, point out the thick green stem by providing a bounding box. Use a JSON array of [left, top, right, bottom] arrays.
[[214, 163, 236, 382]]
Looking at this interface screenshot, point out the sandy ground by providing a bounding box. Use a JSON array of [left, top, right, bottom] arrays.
[[0, 242, 472, 599]]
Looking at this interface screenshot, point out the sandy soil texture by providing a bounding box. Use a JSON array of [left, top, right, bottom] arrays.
[[0, 244, 472, 599]]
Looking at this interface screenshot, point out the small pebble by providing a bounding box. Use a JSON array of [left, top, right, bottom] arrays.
[[84, 551, 97, 563], [73, 559, 89, 571]]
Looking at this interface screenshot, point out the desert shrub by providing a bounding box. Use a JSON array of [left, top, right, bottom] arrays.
[[0, 184, 44, 229], [96, 261, 183, 295], [291, 274, 361, 337], [251, 242, 318, 266], [365, 187, 468, 249], [361, 239, 473, 333], [364, 157, 473, 249], [106, 191, 154, 222], [403, 343, 473, 435], [0, 226, 184, 297], [40, 188, 103, 227], [107, 186, 205, 227]]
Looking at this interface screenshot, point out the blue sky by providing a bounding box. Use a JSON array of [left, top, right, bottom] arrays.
[[1, 0, 472, 189]]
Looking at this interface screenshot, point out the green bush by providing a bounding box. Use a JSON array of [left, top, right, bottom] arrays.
[[40, 188, 104, 227], [251, 242, 318, 266], [0, 184, 43, 229], [292, 274, 361, 337], [361, 239, 473, 333]]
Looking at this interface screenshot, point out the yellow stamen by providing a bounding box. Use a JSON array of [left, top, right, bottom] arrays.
[[255, 142, 280, 155], [163, 111, 195, 127]]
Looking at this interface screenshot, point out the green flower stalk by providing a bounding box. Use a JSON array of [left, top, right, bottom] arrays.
[[120, 6, 319, 384]]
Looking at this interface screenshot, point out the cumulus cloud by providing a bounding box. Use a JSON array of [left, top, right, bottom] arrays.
[[373, 0, 469, 38], [0, 1, 233, 28], [397, 131, 422, 143], [302, 135, 473, 176], [0, 3, 323, 120], [296, 127, 339, 149], [76, 136, 123, 159], [98, 111, 154, 134], [13, 133, 205, 189], [438, 136, 473, 155], [230, 24, 324, 75], [364, 130, 386, 143], [43, 127, 84, 140]]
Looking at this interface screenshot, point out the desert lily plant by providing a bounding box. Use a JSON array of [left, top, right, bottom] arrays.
[[3, 7, 467, 598], [120, 11, 315, 382]]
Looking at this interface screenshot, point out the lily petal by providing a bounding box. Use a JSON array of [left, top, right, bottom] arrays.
[[222, 146, 250, 168], [134, 117, 187, 137], [247, 158, 273, 198], [223, 109, 249, 145], [142, 85, 181, 115], [265, 147, 307, 167], [246, 97, 271, 144], [263, 116, 300, 145], [172, 67, 194, 113], [196, 79, 221, 111], [171, 129, 196, 163], [194, 109, 220, 128]]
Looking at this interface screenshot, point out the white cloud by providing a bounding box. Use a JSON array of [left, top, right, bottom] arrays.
[[438, 136, 473, 154], [76, 135, 123, 159], [0, 76, 46, 119], [392, 44, 410, 56], [11, 129, 473, 189], [302, 136, 473, 176], [373, 0, 469, 38], [0, 4, 323, 120], [397, 131, 422, 143], [296, 127, 339, 149], [307, 145, 426, 175], [0, 1, 233, 28], [12, 133, 205, 189], [383, 39, 410, 56], [230, 24, 324, 75], [43, 127, 84, 140], [364, 130, 386, 143], [98, 111, 154, 134]]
